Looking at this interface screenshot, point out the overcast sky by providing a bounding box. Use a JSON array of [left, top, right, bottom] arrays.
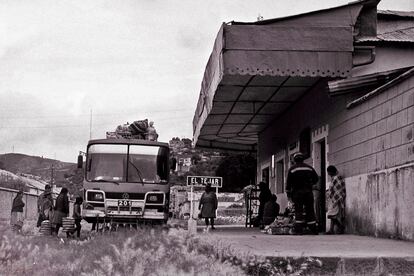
[[0, 0, 412, 162]]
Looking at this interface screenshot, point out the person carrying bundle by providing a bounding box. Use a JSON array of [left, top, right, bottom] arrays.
[[37, 184, 54, 227], [52, 188, 69, 236]]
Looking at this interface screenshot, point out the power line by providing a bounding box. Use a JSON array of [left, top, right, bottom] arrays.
[[0, 115, 191, 129], [0, 108, 193, 119]]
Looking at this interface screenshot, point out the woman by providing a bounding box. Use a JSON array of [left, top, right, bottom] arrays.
[[258, 181, 272, 229], [52, 187, 69, 235], [10, 190, 25, 233], [198, 184, 218, 231], [326, 165, 346, 234], [262, 194, 280, 226]]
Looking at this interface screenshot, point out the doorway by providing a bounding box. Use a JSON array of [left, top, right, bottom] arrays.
[[262, 167, 269, 187], [313, 138, 326, 232]]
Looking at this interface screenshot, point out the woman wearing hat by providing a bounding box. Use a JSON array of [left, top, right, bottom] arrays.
[[10, 190, 25, 233], [52, 187, 69, 235]]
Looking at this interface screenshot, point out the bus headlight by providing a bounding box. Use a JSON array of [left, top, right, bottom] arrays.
[[86, 191, 105, 202], [146, 193, 164, 204]]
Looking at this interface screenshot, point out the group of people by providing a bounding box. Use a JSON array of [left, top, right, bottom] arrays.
[[257, 151, 346, 235], [10, 185, 83, 238]]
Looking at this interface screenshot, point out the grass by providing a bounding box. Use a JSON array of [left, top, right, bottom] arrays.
[[0, 222, 246, 275], [1, 220, 328, 276]]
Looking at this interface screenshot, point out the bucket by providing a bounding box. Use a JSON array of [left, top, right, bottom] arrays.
[[62, 217, 75, 232], [40, 220, 52, 236]]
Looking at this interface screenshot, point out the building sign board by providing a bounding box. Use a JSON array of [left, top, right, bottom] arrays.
[[186, 176, 223, 188]]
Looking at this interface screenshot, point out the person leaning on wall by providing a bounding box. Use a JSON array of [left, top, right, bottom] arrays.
[[10, 190, 25, 233], [326, 165, 346, 234]]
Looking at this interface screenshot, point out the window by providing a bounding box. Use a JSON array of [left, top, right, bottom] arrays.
[[86, 144, 169, 184], [299, 127, 311, 159]]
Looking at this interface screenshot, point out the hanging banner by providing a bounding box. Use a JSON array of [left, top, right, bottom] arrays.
[[186, 176, 223, 188]]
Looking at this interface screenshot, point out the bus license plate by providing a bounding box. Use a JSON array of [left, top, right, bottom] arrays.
[[118, 200, 131, 207]]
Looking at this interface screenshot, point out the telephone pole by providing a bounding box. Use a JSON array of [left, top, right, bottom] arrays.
[[89, 109, 93, 140], [50, 164, 54, 187]]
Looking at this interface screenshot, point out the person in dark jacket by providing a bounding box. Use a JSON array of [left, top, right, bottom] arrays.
[[72, 196, 83, 238], [198, 183, 218, 231], [286, 152, 319, 235], [37, 184, 54, 227], [52, 187, 69, 235], [10, 190, 25, 233], [262, 194, 280, 226], [258, 181, 272, 229]]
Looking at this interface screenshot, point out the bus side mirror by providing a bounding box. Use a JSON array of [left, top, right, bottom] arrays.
[[77, 155, 83, 169]]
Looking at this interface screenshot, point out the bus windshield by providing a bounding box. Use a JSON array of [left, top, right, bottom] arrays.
[[86, 144, 169, 184]]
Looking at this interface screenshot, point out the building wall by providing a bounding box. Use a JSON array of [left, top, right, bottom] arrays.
[[258, 74, 414, 239], [0, 187, 39, 221], [330, 75, 414, 240]]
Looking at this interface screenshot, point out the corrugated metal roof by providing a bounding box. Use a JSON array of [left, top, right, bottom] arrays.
[[346, 67, 414, 109], [377, 10, 414, 18], [230, 0, 378, 25], [328, 68, 408, 96], [356, 27, 414, 43]]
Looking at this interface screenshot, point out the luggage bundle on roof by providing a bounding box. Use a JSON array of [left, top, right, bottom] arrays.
[[106, 119, 158, 141]]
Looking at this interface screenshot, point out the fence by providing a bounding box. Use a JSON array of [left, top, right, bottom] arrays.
[[217, 207, 245, 217]]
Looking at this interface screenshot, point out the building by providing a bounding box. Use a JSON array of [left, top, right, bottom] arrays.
[[192, 0, 414, 240]]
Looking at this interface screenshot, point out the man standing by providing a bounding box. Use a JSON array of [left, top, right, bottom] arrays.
[[37, 184, 54, 227], [286, 152, 319, 235]]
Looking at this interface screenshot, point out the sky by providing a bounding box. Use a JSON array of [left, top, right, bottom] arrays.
[[0, 0, 413, 162]]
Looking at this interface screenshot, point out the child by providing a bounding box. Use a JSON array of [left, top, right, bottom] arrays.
[[73, 197, 83, 238]]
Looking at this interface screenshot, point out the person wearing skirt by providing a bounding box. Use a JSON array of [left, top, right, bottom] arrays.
[[10, 191, 25, 233], [198, 184, 218, 231]]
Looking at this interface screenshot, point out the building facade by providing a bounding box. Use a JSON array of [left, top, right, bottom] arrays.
[[192, 0, 414, 239]]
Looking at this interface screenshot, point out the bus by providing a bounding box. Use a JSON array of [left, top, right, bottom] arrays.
[[78, 138, 170, 226]]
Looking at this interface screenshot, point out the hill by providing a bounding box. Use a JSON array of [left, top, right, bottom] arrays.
[[0, 153, 82, 194], [0, 153, 76, 182]]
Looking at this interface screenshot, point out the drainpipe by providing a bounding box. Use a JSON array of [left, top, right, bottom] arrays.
[[353, 46, 376, 67]]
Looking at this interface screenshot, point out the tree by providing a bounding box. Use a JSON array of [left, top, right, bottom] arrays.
[[191, 154, 201, 165], [215, 154, 256, 192], [181, 138, 192, 148]]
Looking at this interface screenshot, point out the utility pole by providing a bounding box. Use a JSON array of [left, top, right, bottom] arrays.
[[50, 164, 54, 187], [89, 109, 93, 140]]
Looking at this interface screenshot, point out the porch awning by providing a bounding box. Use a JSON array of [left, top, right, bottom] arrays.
[[192, 0, 376, 151]]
